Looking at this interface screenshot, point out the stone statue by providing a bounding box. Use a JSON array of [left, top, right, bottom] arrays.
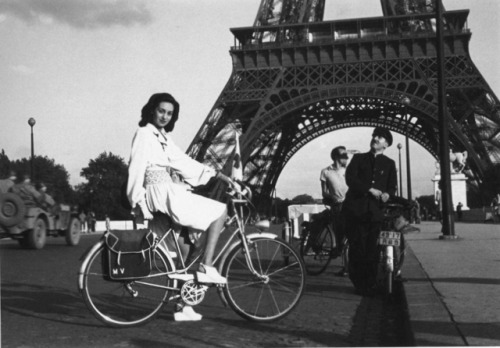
[[450, 150, 467, 173], [434, 150, 468, 174]]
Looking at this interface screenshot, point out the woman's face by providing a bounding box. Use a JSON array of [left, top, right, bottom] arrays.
[[152, 102, 174, 129]]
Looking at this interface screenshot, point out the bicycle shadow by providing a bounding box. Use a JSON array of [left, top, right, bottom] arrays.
[[1, 281, 102, 328]]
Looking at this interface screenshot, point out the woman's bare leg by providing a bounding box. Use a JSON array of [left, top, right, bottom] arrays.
[[202, 208, 227, 267]]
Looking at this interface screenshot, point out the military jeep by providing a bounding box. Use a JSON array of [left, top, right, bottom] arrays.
[[0, 192, 81, 249]]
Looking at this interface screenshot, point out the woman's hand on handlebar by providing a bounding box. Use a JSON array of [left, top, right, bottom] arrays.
[[216, 171, 235, 186], [216, 171, 250, 197]]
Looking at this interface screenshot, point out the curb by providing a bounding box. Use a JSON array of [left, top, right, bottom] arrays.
[[401, 244, 467, 346]]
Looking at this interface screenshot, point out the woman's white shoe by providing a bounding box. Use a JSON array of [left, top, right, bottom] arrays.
[[174, 305, 202, 322], [196, 264, 227, 284]]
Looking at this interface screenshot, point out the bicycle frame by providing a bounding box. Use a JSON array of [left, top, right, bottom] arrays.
[[77, 192, 276, 305]]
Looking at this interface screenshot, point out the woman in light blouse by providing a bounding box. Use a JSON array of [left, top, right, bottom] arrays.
[[127, 93, 232, 320]]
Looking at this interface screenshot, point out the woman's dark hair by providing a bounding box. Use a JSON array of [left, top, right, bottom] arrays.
[[139, 93, 180, 132]]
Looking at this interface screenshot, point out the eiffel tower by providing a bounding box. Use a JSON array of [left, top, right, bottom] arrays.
[[187, 0, 500, 206]]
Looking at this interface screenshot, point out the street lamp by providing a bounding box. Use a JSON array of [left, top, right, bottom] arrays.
[[397, 143, 403, 197], [436, 0, 456, 238], [400, 96, 412, 200], [28, 117, 36, 181]]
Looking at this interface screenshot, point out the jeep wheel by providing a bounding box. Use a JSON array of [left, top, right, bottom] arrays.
[[27, 218, 47, 249], [0, 193, 26, 227], [65, 217, 81, 246]]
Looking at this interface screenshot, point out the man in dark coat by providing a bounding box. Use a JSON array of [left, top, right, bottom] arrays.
[[342, 127, 397, 295]]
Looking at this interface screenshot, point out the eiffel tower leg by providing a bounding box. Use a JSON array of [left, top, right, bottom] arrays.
[[187, 4, 500, 210]]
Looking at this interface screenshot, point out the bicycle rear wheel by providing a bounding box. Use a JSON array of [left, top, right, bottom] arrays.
[[222, 237, 305, 322], [300, 224, 334, 275], [81, 245, 176, 327]]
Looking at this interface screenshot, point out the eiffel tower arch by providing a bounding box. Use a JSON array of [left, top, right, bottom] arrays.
[[187, 0, 500, 206]]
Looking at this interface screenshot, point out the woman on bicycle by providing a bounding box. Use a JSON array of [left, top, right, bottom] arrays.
[[127, 93, 233, 320]]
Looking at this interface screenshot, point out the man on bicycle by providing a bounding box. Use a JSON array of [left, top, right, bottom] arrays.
[[320, 146, 349, 272], [342, 127, 397, 296]]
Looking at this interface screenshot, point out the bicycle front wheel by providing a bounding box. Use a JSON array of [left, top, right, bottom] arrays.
[[300, 224, 334, 275], [222, 237, 305, 322], [81, 245, 176, 327]]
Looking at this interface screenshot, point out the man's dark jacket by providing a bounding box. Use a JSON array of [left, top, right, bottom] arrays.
[[342, 151, 397, 222]]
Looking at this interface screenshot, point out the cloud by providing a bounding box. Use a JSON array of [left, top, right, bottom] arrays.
[[10, 65, 34, 75], [0, 0, 152, 29]]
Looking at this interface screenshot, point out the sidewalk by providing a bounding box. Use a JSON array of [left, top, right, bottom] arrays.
[[403, 221, 500, 346]]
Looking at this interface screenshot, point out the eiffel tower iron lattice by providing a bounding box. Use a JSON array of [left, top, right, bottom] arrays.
[[187, 0, 500, 207]]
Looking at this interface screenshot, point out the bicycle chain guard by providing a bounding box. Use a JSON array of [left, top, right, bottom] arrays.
[[180, 280, 208, 306]]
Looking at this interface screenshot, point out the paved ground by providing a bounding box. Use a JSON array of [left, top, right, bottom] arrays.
[[1, 227, 410, 348], [403, 221, 500, 346]]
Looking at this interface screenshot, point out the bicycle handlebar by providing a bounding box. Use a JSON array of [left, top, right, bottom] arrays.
[[227, 180, 252, 201]]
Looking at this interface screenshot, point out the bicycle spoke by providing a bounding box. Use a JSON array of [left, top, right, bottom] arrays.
[[82, 247, 174, 327], [223, 238, 305, 322]]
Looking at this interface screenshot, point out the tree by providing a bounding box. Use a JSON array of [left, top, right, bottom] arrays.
[[291, 194, 316, 205], [10, 155, 74, 203], [79, 152, 129, 220], [0, 150, 10, 178]]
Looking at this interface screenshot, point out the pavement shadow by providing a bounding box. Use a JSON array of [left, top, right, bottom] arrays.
[[1, 281, 102, 327], [349, 283, 413, 347], [411, 319, 500, 345]]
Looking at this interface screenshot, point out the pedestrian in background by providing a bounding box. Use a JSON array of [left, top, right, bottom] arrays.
[[456, 202, 463, 221], [79, 211, 87, 233], [89, 211, 96, 232], [37, 183, 56, 212], [0, 171, 17, 194], [491, 194, 500, 222], [342, 127, 397, 296], [10, 175, 42, 208], [320, 145, 349, 276]]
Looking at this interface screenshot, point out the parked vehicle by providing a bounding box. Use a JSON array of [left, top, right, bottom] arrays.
[[0, 192, 81, 249]]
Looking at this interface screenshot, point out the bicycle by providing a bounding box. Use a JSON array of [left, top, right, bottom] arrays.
[[376, 201, 411, 295], [77, 183, 306, 327], [298, 207, 338, 275]]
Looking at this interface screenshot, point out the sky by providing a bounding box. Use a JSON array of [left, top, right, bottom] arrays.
[[1, 0, 499, 200]]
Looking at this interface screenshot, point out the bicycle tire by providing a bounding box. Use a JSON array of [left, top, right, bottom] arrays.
[[81, 245, 176, 327], [300, 224, 334, 275], [222, 237, 305, 322]]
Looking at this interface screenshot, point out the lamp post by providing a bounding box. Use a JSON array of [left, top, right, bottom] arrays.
[[436, 0, 456, 238], [397, 143, 403, 197], [28, 117, 36, 181], [400, 96, 412, 200]]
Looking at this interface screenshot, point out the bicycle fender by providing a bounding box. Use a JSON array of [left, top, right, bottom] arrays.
[[216, 232, 278, 307], [219, 232, 279, 266], [77, 239, 105, 292]]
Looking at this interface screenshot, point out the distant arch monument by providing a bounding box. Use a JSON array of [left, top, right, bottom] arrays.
[[187, 0, 500, 206]]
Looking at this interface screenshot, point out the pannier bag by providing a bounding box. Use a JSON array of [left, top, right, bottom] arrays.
[[104, 229, 155, 280]]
